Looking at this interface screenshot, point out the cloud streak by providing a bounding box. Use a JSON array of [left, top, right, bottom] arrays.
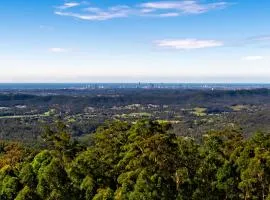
[[54, 1, 229, 21], [58, 2, 80, 10], [49, 48, 71, 53], [248, 35, 270, 42], [242, 56, 264, 61], [55, 5, 131, 21], [140, 1, 228, 15], [155, 39, 224, 50]]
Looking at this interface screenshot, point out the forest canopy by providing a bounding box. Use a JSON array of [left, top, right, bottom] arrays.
[[0, 119, 270, 199]]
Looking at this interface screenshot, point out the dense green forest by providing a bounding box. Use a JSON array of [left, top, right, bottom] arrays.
[[1, 119, 270, 199]]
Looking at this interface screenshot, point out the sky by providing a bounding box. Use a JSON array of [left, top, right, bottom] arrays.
[[0, 0, 270, 83]]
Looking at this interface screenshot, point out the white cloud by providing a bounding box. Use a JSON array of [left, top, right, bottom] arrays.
[[55, 11, 129, 21], [242, 56, 264, 61], [140, 8, 155, 13], [49, 48, 71, 53], [158, 12, 180, 17], [55, 1, 229, 21], [58, 2, 80, 10], [55, 5, 131, 21], [140, 1, 228, 14], [156, 39, 223, 50]]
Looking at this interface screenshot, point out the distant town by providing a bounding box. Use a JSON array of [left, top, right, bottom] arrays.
[[1, 83, 270, 91]]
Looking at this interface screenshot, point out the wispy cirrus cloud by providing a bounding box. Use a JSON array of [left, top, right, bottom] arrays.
[[58, 2, 80, 10], [225, 34, 270, 48], [140, 1, 228, 15], [248, 35, 270, 42], [55, 5, 131, 21], [242, 56, 264, 61], [157, 12, 180, 17], [54, 1, 229, 21], [155, 39, 224, 50], [49, 48, 71, 53]]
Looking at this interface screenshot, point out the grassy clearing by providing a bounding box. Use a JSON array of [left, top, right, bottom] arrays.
[[192, 107, 207, 116], [231, 105, 249, 111]]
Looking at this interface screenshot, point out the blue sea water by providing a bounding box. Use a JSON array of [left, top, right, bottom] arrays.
[[0, 83, 88, 90], [0, 83, 270, 90]]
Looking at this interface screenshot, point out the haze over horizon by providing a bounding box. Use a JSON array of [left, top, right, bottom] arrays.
[[1, 0, 270, 82]]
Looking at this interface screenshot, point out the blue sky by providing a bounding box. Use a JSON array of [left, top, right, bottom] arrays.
[[0, 0, 270, 83]]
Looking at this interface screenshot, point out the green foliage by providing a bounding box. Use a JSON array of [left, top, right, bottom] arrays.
[[116, 120, 178, 199], [0, 165, 21, 200], [15, 186, 39, 200], [1, 120, 270, 199], [92, 188, 114, 200]]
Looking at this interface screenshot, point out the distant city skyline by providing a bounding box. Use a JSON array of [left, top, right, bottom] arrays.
[[1, 0, 270, 82]]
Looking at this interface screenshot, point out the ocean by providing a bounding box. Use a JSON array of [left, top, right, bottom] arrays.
[[0, 83, 270, 90]]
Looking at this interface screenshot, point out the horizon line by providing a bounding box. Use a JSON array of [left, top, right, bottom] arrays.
[[1, 82, 270, 84]]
